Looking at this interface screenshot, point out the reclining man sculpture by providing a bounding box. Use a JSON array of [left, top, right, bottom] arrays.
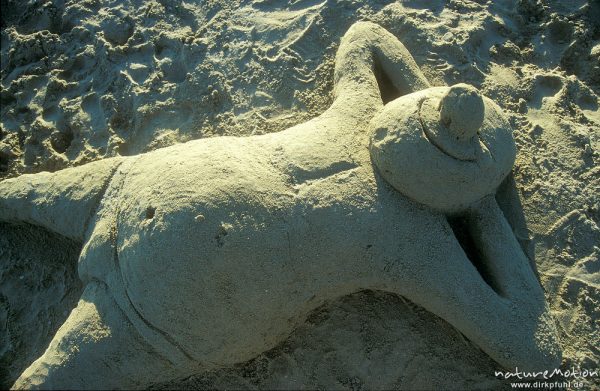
[[1, 22, 561, 389]]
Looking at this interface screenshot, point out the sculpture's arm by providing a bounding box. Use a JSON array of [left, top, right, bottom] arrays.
[[465, 196, 545, 302], [384, 196, 561, 372], [332, 22, 430, 110], [461, 196, 561, 369]]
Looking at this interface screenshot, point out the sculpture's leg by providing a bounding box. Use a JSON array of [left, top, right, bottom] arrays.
[[0, 158, 123, 241], [384, 196, 561, 371], [12, 281, 181, 390]]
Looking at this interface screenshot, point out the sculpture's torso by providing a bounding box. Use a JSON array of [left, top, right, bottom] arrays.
[[80, 115, 450, 365]]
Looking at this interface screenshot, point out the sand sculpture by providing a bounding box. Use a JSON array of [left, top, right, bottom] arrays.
[[1, 22, 561, 389]]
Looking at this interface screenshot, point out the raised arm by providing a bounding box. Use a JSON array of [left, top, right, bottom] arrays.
[[331, 22, 430, 111]]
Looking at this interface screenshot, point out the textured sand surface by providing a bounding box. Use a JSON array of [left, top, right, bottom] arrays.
[[1, 0, 598, 389]]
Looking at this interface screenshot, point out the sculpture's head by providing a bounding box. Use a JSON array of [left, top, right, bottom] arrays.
[[369, 83, 516, 214]]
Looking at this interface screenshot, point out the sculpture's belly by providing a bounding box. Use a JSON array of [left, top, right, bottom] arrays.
[[113, 142, 390, 365], [118, 192, 299, 364]]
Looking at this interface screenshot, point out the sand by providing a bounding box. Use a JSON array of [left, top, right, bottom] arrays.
[[1, 0, 598, 389]]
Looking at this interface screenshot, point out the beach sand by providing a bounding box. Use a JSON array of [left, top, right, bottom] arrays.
[[1, 0, 598, 389]]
